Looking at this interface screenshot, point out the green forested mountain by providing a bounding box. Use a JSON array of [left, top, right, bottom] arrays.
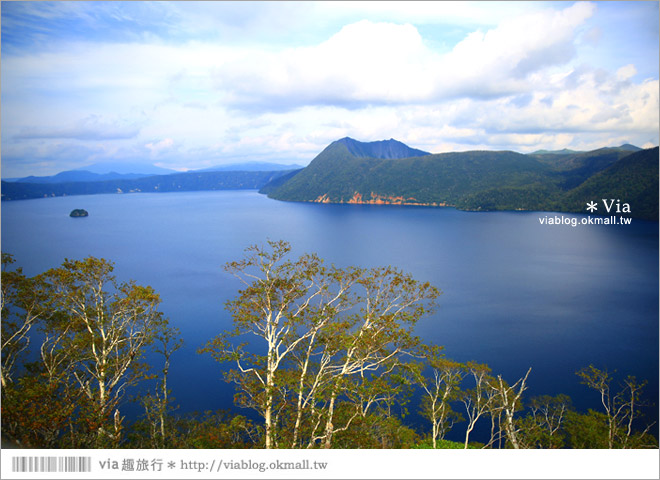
[[266, 140, 555, 208], [264, 139, 658, 220], [557, 147, 659, 220], [529, 147, 644, 189]]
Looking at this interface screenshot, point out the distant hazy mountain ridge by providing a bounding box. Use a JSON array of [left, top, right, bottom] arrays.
[[1, 170, 296, 201], [10, 170, 155, 184], [4, 161, 300, 183]]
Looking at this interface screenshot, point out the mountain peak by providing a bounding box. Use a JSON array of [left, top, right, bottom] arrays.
[[334, 137, 430, 159], [618, 143, 641, 152]]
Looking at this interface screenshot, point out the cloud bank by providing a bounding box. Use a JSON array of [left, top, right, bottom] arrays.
[[1, 1, 657, 177]]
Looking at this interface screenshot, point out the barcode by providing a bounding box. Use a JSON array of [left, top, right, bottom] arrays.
[[11, 456, 92, 473]]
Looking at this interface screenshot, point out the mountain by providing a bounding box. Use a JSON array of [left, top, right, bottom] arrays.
[[618, 143, 643, 152], [1, 170, 295, 201], [10, 170, 153, 184], [194, 162, 305, 172], [5, 162, 178, 184], [77, 162, 176, 175], [530, 146, 642, 190], [265, 139, 556, 209], [531, 148, 582, 155], [531, 144, 640, 155], [336, 137, 430, 159], [258, 168, 304, 195], [5, 162, 300, 183], [558, 147, 658, 220], [263, 138, 658, 220]]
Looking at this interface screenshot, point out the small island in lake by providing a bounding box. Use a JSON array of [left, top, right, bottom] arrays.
[[69, 209, 89, 217]]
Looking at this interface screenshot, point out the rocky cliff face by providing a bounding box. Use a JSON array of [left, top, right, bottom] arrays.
[[314, 192, 449, 206]]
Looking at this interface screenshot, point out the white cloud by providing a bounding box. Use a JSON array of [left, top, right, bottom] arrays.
[[436, 2, 596, 96], [146, 138, 175, 153], [210, 20, 438, 108], [310, 1, 544, 29], [616, 64, 637, 81], [1, 1, 657, 177], [209, 2, 598, 109], [13, 115, 140, 140]]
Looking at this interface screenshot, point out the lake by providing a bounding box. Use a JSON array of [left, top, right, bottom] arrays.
[[2, 190, 658, 441]]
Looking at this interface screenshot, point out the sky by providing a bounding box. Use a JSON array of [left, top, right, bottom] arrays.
[[1, 1, 658, 177]]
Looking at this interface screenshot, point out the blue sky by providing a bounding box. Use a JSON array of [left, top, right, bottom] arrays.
[[1, 1, 658, 177]]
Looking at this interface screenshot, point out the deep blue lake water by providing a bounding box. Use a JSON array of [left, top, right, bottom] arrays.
[[2, 190, 658, 441]]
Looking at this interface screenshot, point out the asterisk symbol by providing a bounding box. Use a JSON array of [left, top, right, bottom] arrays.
[[586, 201, 598, 212], [168, 462, 176, 469]]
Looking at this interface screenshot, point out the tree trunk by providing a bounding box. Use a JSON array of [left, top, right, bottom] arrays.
[[292, 335, 316, 448], [503, 409, 520, 449], [160, 367, 168, 444], [323, 392, 338, 449], [464, 423, 474, 448], [431, 397, 438, 448], [264, 350, 276, 449]]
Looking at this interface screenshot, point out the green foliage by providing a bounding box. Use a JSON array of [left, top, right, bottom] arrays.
[[516, 394, 572, 448], [565, 410, 611, 448], [413, 438, 477, 449], [1, 374, 79, 447], [333, 413, 420, 448], [129, 410, 259, 449], [574, 414, 660, 449]]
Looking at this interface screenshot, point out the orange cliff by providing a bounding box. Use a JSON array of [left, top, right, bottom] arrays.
[[314, 194, 332, 203], [312, 191, 449, 207]]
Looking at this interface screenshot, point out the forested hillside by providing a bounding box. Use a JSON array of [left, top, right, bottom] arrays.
[[557, 147, 659, 220], [264, 139, 658, 220]]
